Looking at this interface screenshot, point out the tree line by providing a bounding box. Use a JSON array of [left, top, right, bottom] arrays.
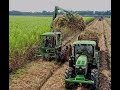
[[9, 10, 111, 16]]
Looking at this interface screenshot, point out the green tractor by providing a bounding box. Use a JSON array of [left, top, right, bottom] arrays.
[[98, 16, 103, 21], [37, 6, 75, 61], [39, 31, 72, 62], [39, 32, 63, 61], [64, 40, 100, 89]]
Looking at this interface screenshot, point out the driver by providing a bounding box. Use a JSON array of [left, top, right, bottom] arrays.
[[80, 44, 88, 54]]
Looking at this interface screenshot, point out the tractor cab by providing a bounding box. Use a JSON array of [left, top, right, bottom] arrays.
[[39, 32, 62, 60], [73, 40, 97, 63], [40, 32, 62, 48]]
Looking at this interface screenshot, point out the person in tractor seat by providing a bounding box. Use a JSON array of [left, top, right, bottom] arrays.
[[86, 45, 93, 55], [82, 45, 93, 62], [79, 44, 89, 55], [77, 44, 91, 59]]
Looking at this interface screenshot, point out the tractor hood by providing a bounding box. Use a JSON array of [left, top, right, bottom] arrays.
[[75, 55, 87, 67]]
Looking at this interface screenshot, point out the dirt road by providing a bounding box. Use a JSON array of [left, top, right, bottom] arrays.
[[9, 19, 111, 90]]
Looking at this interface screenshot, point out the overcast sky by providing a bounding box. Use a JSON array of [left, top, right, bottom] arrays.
[[9, 0, 111, 12]]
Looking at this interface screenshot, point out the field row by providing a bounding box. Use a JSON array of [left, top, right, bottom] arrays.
[[105, 17, 111, 26]]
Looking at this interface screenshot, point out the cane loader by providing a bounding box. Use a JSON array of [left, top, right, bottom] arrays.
[[37, 6, 75, 61]]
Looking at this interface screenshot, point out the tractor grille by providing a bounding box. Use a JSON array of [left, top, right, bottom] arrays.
[[75, 67, 85, 75]]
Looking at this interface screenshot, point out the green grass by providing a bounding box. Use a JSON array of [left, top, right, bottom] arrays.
[[83, 17, 94, 24], [9, 16, 94, 57], [9, 16, 52, 56]]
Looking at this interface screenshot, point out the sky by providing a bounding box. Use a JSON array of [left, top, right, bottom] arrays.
[[9, 0, 111, 12]]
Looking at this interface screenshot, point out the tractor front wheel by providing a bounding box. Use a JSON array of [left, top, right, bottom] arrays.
[[65, 68, 74, 89], [90, 69, 98, 90]]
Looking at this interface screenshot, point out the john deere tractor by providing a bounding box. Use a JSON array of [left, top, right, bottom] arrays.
[[64, 40, 100, 89], [39, 32, 62, 61], [37, 6, 73, 61]]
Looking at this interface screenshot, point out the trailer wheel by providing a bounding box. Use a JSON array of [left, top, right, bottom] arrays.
[[90, 69, 98, 90], [65, 68, 74, 89]]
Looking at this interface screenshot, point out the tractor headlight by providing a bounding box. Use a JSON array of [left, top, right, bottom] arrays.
[[75, 66, 79, 69], [81, 66, 86, 69]]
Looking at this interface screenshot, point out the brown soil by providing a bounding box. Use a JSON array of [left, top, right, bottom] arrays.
[[105, 18, 111, 26], [9, 60, 60, 90], [40, 63, 69, 90], [103, 20, 111, 69]]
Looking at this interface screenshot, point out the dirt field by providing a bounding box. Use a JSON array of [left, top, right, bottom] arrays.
[[105, 18, 111, 26], [9, 18, 111, 90], [84, 19, 111, 90]]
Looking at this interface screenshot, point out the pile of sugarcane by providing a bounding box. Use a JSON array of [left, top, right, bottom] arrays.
[[52, 14, 86, 31]]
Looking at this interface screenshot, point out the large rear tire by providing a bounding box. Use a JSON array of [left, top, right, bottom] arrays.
[[56, 52, 65, 63], [65, 68, 74, 89]]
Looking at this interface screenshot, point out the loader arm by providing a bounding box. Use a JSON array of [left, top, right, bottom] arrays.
[[51, 6, 74, 32], [53, 6, 74, 20]]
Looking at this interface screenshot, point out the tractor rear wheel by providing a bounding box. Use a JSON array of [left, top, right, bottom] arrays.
[[65, 68, 74, 89], [59, 53, 66, 63], [90, 69, 98, 90]]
